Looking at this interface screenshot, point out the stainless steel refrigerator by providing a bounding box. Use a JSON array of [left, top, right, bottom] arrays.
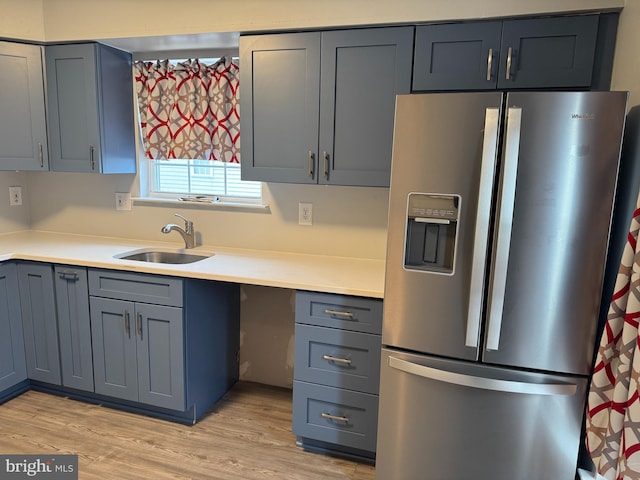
[[376, 91, 628, 480]]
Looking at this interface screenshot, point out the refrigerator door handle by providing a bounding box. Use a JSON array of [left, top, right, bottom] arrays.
[[388, 356, 577, 396], [486, 106, 522, 351], [465, 107, 500, 348]]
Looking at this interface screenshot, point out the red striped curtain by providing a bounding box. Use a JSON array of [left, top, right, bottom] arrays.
[[133, 57, 240, 163]]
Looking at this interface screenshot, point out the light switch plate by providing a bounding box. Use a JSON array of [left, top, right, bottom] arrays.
[[115, 192, 132, 211], [9, 186, 22, 206]]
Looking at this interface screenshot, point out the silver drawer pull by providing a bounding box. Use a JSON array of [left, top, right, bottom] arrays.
[[324, 309, 354, 319], [322, 355, 352, 365], [321, 412, 349, 423], [58, 270, 78, 280]]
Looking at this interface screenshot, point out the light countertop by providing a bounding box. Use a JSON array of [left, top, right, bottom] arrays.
[[0, 231, 385, 298]]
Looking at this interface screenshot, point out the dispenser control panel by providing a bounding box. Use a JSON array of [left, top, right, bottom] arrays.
[[404, 193, 460, 275]]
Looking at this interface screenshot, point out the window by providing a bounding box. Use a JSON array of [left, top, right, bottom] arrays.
[[134, 55, 261, 204], [149, 159, 261, 202]]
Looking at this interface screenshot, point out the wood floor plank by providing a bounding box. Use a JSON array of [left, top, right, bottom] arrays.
[[0, 382, 376, 480]]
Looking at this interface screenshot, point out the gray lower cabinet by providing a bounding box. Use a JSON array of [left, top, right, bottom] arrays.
[[88, 269, 240, 420], [54, 266, 94, 392], [17, 262, 61, 385], [413, 14, 608, 91], [45, 42, 136, 174], [240, 27, 413, 187], [0, 263, 27, 392], [0, 41, 48, 171], [293, 291, 382, 458]]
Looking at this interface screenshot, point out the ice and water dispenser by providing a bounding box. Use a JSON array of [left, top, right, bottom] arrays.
[[404, 193, 459, 274]]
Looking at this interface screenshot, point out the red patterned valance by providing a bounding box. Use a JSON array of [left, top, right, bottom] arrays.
[[133, 57, 240, 163]]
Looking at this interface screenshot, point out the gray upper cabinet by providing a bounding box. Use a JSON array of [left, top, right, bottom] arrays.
[[241, 27, 413, 187], [240, 32, 321, 184], [414, 15, 601, 91], [17, 262, 61, 385], [0, 263, 27, 393], [46, 43, 136, 174], [54, 266, 94, 392], [0, 42, 48, 171]]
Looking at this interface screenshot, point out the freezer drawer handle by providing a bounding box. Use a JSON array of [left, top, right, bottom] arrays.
[[388, 356, 577, 396], [466, 108, 500, 348], [321, 412, 350, 423], [324, 309, 354, 319], [323, 354, 352, 365], [486, 107, 522, 351]]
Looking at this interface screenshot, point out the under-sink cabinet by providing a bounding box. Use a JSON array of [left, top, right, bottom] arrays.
[[293, 291, 383, 460], [88, 269, 240, 421], [0, 263, 27, 395]]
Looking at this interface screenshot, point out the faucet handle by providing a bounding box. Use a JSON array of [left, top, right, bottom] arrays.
[[174, 213, 193, 232]]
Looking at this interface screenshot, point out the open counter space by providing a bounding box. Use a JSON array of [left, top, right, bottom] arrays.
[[0, 230, 385, 298]]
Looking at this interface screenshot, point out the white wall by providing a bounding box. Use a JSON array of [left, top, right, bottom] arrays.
[[1, 0, 637, 387]]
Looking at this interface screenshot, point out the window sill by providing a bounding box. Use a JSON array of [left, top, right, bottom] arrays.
[[133, 197, 271, 213]]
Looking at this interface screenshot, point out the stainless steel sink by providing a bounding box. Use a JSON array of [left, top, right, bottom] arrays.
[[114, 248, 213, 264]]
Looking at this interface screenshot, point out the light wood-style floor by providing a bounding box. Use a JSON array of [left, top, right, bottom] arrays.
[[0, 382, 375, 480]]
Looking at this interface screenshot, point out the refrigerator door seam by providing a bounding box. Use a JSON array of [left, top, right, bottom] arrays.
[[387, 355, 577, 396], [486, 106, 522, 351]]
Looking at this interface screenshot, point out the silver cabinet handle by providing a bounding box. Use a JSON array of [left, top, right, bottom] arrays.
[[388, 356, 577, 396], [137, 313, 143, 340], [486, 48, 493, 81], [38, 142, 44, 168], [323, 354, 352, 365], [124, 311, 131, 338], [89, 145, 96, 170], [486, 107, 522, 351], [324, 309, 354, 319], [321, 412, 350, 423], [505, 47, 513, 80], [58, 270, 78, 281], [465, 108, 500, 348], [308, 150, 314, 179], [323, 151, 329, 179]]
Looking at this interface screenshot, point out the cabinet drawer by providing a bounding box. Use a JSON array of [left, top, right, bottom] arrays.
[[293, 380, 378, 453], [88, 269, 182, 307], [294, 324, 381, 394], [296, 291, 382, 334]]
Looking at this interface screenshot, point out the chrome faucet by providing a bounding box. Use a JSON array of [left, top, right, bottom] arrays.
[[161, 213, 195, 249]]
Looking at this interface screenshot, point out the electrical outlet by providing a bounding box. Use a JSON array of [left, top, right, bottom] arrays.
[[115, 192, 132, 211], [9, 186, 22, 206], [299, 202, 313, 225]]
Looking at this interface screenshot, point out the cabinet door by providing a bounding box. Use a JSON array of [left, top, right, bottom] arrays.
[[135, 303, 185, 410], [319, 27, 413, 187], [413, 22, 502, 91], [240, 32, 321, 184], [497, 15, 599, 89], [17, 263, 61, 384], [0, 41, 48, 171], [0, 263, 27, 391], [90, 296, 138, 401], [46, 43, 101, 173], [55, 266, 94, 392]]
